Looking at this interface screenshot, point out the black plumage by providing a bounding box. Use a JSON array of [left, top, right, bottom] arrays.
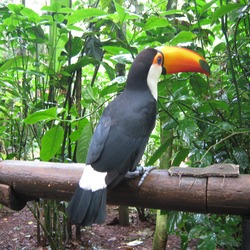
[[88, 49, 158, 183]]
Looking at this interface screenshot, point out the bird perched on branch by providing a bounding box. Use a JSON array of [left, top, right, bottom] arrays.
[[67, 46, 210, 226]]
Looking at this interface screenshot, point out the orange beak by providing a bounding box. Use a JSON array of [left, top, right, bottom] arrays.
[[157, 46, 210, 76]]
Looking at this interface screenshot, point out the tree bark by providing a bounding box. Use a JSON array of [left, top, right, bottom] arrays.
[[152, 129, 173, 250], [0, 160, 249, 217]]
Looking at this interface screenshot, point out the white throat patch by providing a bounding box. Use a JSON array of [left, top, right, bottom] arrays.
[[147, 64, 162, 100]]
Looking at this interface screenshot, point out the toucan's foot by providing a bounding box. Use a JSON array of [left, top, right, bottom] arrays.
[[125, 166, 144, 179], [125, 166, 156, 188], [137, 166, 156, 187]]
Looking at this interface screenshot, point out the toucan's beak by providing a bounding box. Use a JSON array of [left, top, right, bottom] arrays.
[[157, 46, 210, 76]]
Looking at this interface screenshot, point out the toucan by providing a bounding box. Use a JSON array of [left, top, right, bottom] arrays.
[[67, 46, 210, 226]]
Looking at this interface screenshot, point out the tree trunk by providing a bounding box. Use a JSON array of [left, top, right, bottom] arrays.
[[152, 0, 178, 248], [152, 129, 173, 250], [115, 20, 128, 225], [119, 206, 130, 226], [153, 210, 169, 250]]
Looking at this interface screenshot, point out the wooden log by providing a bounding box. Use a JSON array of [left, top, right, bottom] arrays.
[[0, 160, 82, 201], [0, 160, 250, 216], [0, 184, 26, 210], [107, 170, 207, 213], [207, 176, 250, 215]]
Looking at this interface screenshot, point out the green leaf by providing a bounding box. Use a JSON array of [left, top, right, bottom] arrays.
[[67, 8, 106, 25], [161, 10, 184, 16], [211, 3, 244, 24], [172, 148, 189, 166], [101, 61, 116, 80], [170, 31, 196, 45], [111, 54, 133, 64], [100, 83, 119, 97], [70, 119, 89, 143], [213, 42, 226, 53], [167, 211, 186, 234], [178, 118, 198, 146], [146, 135, 174, 166], [41, 2, 61, 13], [233, 148, 249, 170], [101, 0, 112, 9], [64, 56, 98, 73], [59, 7, 74, 14], [191, 149, 212, 167], [7, 4, 23, 14], [114, 1, 126, 23], [180, 234, 189, 250], [65, 36, 83, 57], [40, 125, 64, 161], [143, 16, 169, 31], [190, 75, 209, 97], [198, 233, 216, 250], [27, 26, 47, 42], [0, 105, 12, 120], [215, 121, 235, 132], [54, 13, 65, 23], [197, 100, 229, 113], [114, 1, 140, 24], [200, 0, 218, 16], [67, 25, 84, 31], [211, 100, 230, 111], [76, 122, 92, 163], [102, 46, 130, 55], [24, 107, 58, 124], [162, 119, 178, 131], [0, 56, 29, 72], [84, 85, 97, 103], [84, 36, 103, 60], [20, 7, 40, 23]]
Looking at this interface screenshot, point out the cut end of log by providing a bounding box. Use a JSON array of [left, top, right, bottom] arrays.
[[0, 184, 26, 211]]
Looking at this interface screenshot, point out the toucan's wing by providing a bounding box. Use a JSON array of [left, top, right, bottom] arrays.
[[86, 113, 111, 165], [104, 135, 149, 188], [86, 109, 150, 184], [86, 90, 156, 187]]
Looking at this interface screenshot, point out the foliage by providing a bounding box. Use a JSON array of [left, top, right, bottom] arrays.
[[168, 212, 242, 249], [157, 1, 250, 172], [0, 0, 249, 249], [28, 200, 68, 249]]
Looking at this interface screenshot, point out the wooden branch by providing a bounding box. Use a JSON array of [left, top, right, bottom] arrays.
[[0, 160, 250, 216]]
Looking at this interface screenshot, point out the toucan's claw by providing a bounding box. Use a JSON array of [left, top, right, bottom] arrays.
[[125, 166, 156, 188], [125, 166, 143, 179], [137, 166, 156, 187]]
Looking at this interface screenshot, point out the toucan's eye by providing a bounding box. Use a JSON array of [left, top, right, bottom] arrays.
[[157, 56, 162, 65]]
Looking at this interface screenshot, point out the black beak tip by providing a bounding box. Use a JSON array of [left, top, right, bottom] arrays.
[[199, 59, 211, 76], [162, 67, 167, 75]]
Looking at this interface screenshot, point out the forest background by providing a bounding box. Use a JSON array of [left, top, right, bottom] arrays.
[[0, 0, 249, 249]]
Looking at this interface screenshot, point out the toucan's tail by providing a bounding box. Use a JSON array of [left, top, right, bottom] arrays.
[[66, 184, 107, 226], [67, 165, 108, 226]]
